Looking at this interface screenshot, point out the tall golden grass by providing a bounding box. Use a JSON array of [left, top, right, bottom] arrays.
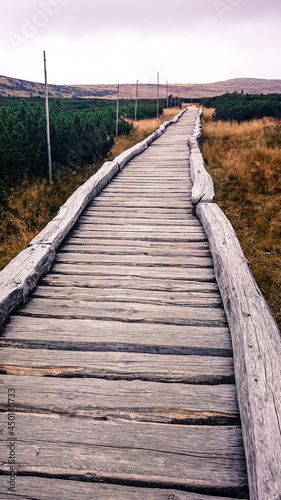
[[201, 108, 281, 329], [0, 108, 181, 271]]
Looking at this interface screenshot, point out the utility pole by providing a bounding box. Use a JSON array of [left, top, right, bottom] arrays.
[[116, 83, 119, 138], [166, 81, 169, 109], [135, 79, 138, 121], [156, 72, 159, 119], [43, 51, 52, 184]]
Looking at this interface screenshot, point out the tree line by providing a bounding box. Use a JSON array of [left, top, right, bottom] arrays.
[[202, 92, 281, 122], [0, 98, 164, 189]]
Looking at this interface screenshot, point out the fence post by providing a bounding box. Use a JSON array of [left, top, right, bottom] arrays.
[[43, 51, 52, 184], [156, 72, 159, 119], [135, 80, 138, 121], [116, 83, 119, 138]]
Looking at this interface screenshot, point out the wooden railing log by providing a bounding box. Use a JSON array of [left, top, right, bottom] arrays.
[[0, 245, 55, 328], [196, 201, 281, 500]]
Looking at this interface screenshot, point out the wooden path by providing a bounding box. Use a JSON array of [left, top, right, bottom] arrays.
[[0, 110, 249, 499]]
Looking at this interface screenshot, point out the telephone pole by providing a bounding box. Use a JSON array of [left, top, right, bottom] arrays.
[[116, 83, 119, 138], [166, 81, 169, 109], [156, 72, 159, 119], [43, 51, 52, 184], [135, 79, 138, 121]]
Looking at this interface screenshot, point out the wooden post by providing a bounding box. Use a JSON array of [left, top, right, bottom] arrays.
[[43, 51, 52, 184], [156, 72, 159, 119], [116, 83, 119, 138], [135, 80, 138, 121], [166, 81, 169, 109]]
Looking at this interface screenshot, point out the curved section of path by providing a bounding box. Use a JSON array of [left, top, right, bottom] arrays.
[[0, 109, 249, 499]]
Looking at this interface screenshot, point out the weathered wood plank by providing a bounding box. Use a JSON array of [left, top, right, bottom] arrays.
[[0, 348, 234, 384], [41, 274, 219, 294], [0, 477, 235, 500], [16, 298, 227, 327], [59, 243, 211, 257], [48, 263, 215, 281], [100, 187, 192, 192], [1, 317, 233, 356], [104, 182, 190, 188], [0, 378, 239, 420], [70, 227, 206, 238], [197, 201, 281, 500], [88, 201, 193, 208], [79, 216, 201, 226], [96, 193, 192, 200], [54, 253, 213, 268], [68, 230, 208, 242], [85, 207, 193, 215], [32, 285, 222, 308], [63, 238, 209, 252], [74, 223, 205, 235], [0, 415, 248, 496]]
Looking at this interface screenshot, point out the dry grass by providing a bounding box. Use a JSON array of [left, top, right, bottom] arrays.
[[0, 164, 101, 270], [201, 108, 281, 329], [0, 108, 180, 271]]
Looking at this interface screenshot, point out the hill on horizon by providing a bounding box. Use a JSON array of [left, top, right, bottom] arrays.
[[1, 75, 281, 100]]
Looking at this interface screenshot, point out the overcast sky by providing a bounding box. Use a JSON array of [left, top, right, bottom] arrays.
[[0, 0, 280, 85]]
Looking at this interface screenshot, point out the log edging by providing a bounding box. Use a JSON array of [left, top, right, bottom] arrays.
[[188, 107, 215, 206], [0, 109, 186, 329], [193, 109, 281, 499]]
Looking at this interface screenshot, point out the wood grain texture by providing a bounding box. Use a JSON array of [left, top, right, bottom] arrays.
[[16, 298, 227, 327], [62, 238, 209, 252], [0, 377, 239, 420], [189, 150, 215, 205], [49, 262, 216, 281], [0, 348, 234, 384], [0, 414, 248, 496], [0, 244, 55, 329], [54, 252, 213, 268], [59, 242, 211, 256], [197, 201, 281, 500], [0, 477, 237, 500], [78, 217, 200, 226], [1, 317, 233, 356], [31, 285, 223, 308], [67, 230, 208, 242], [40, 274, 219, 292], [73, 223, 205, 235]]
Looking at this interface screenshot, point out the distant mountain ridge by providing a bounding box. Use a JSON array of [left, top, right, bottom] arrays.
[[1, 75, 281, 99]]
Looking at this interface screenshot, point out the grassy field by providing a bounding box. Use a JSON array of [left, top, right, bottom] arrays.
[[0, 107, 181, 272], [201, 108, 281, 329]]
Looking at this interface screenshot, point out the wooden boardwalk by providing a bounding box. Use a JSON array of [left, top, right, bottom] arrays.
[[0, 110, 249, 499]]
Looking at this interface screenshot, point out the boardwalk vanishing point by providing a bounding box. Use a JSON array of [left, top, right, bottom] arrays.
[[0, 108, 280, 500]]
